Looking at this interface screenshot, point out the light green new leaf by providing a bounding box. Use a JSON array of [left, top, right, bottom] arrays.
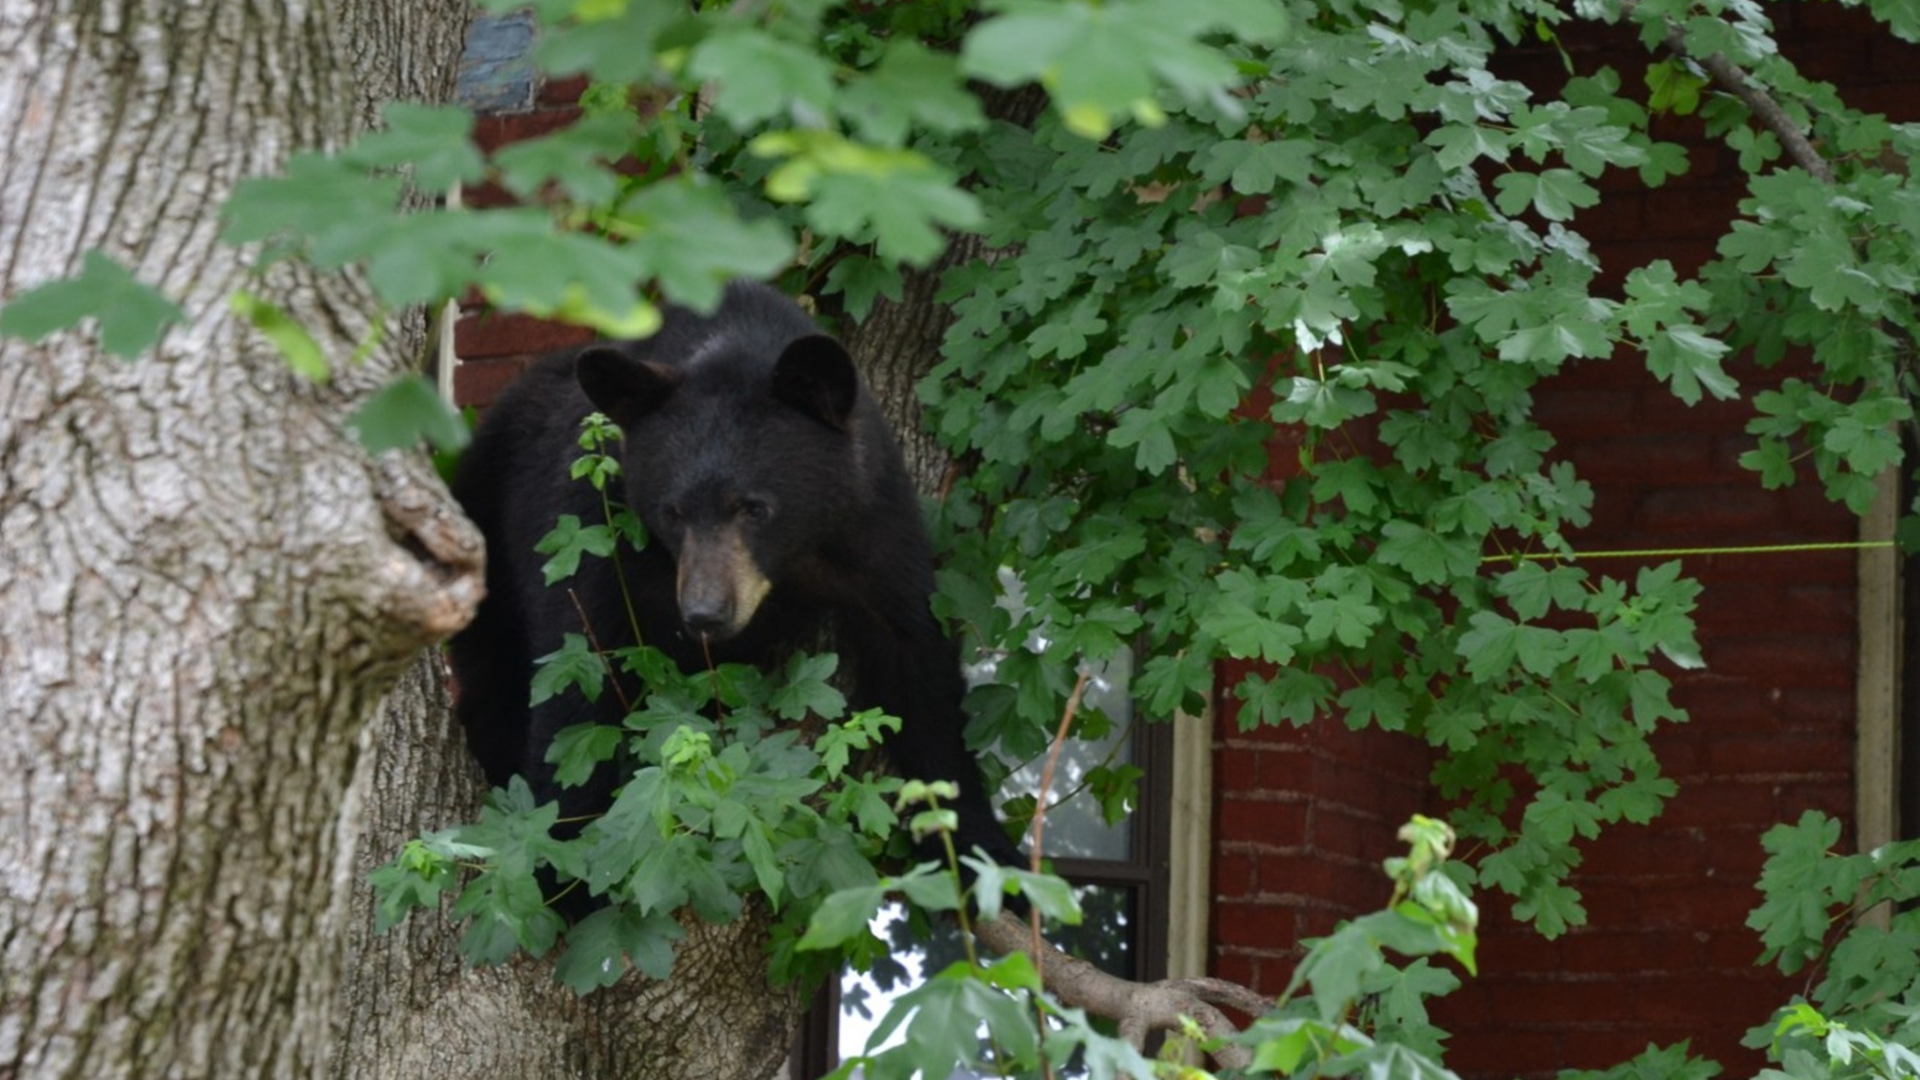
[[230, 292, 328, 381]]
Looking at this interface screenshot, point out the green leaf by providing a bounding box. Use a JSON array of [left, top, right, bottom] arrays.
[[535, 513, 619, 585], [553, 905, 684, 992], [348, 374, 471, 454], [767, 652, 848, 721], [530, 632, 605, 707], [221, 152, 403, 257], [687, 25, 836, 128], [1492, 168, 1599, 222], [0, 250, 184, 358], [841, 41, 986, 146], [1645, 324, 1738, 405], [1646, 59, 1707, 115], [959, 0, 1265, 138], [345, 102, 485, 192], [1199, 587, 1301, 664], [796, 883, 890, 951], [492, 111, 636, 206], [547, 723, 623, 789]]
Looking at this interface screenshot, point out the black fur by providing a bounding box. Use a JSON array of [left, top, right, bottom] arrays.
[[450, 281, 1022, 897]]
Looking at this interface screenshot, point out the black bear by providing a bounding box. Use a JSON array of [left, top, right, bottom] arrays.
[[449, 280, 1022, 899]]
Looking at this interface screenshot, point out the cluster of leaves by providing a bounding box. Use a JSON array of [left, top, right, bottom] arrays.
[[800, 814, 1483, 1080], [1223, 816, 1479, 1077], [919, 0, 1723, 936], [1744, 811, 1920, 1079], [802, 850, 1135, 1080], [1600, 4, 1920, 517]]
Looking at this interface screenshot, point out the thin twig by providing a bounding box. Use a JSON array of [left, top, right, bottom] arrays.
[[1020, 668, 1093, 1080], [1029, 669, 1093, 956], [568, 587, 632, 715]]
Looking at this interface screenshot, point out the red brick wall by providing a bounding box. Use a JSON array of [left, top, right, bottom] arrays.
[[452, 68, 594, 410], [1207, 11, 1917, 1075]]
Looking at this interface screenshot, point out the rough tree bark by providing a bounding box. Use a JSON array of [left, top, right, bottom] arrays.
[[0, 3, 476, 1078]]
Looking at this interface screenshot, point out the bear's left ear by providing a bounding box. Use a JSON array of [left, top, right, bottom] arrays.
[[578, 347, 680, 426], [772, 335, 859, 431]]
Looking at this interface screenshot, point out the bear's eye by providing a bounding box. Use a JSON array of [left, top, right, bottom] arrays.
[[662, 503, 685, 524], [739, 499, 772, 523]]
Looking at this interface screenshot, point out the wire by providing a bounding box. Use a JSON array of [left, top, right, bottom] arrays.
[[1482, 540, 1895, 563]]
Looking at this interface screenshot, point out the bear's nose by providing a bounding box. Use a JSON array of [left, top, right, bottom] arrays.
[[682, 605, 734, 642]]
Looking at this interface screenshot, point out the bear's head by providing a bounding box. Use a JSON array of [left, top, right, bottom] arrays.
[[576, 333, 868, 644]]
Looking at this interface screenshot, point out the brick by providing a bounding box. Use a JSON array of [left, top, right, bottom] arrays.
[[1700, 635, 1855, 689], [453, 356, 532, 412], [1777, 687, 1855, 731], [1635, 881, 1768, 932], [1439, 1025, 1563, 1077], [1214, 743, 1262, 791], [1475, 924, 1565, 972], [1564, 433, 1719, 486], [1689, 582, 1786, 634], [1634, 486, 1789, 539], [1578, 827, 1710, 880], [1781, 585, 1857, 632], [539, 74, 591, 107], [1212, 852, 1256, 897], [1213, 899, 1298, 951], [1559, 928, 1704, 974], [1656, 778, 1795, 829], [1256, 851, 1350, 905], [474, 106, 582, 153], [1703, 732, 1851, 777], [1485, 978, 1622, 1028], [1216, 795, 1309, 850], [455, 311, 595, 360], [1209, 950, 1257, 991]]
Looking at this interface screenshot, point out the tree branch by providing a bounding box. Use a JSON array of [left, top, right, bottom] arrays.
[[973, 908, 1270, 1069], [1620, 0, 1834, 182]]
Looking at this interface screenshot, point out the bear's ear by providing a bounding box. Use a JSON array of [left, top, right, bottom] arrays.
[[771, 335, 859, 431], [577, 347, 679, 426]]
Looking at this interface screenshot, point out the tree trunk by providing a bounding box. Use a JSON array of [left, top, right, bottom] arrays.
[[0, 3, 474, 1078]]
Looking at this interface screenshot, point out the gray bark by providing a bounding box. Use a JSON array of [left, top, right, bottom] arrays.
[[0, 3, 475, 1078]]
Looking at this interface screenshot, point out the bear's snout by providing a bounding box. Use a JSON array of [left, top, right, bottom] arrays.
[[674, 529, 771, 642]]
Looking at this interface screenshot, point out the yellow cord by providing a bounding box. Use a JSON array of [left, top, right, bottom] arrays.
[[1483, 540, 1894, 564]]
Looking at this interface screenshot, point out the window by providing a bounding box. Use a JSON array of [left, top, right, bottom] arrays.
[[790, 652, 1180, 1076]]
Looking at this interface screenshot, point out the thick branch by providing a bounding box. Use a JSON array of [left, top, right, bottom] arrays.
[[973, 912, 1271, 1071]]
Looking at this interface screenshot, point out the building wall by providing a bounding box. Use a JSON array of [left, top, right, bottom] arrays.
[[1207, 11, 1917, 1075]]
